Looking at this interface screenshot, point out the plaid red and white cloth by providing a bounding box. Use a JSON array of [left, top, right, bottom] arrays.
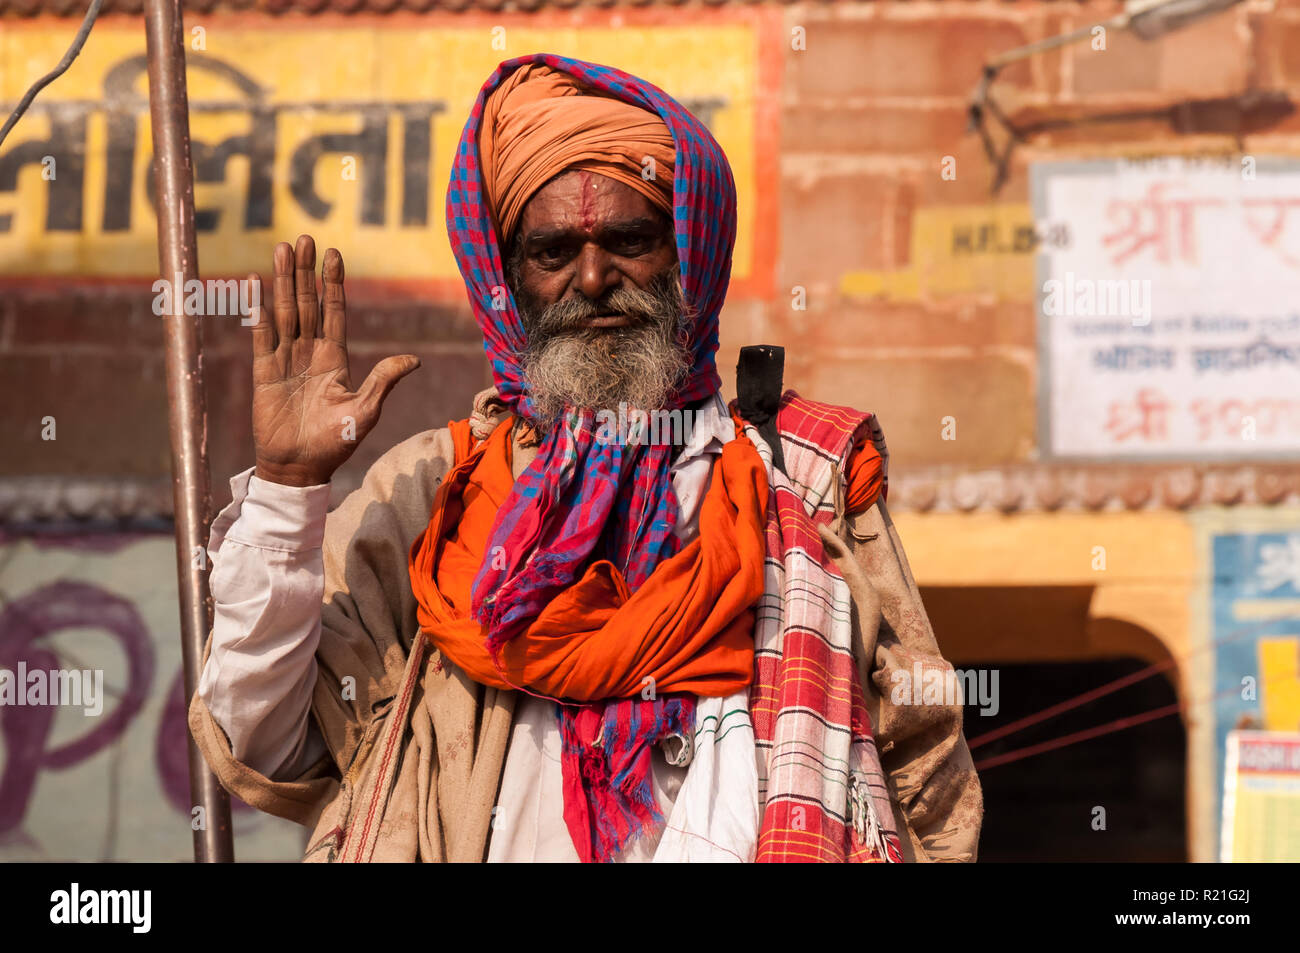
[[742, 392, 905, 863]]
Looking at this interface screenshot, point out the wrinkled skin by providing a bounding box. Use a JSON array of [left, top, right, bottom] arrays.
[[507, 169, 676, 329]]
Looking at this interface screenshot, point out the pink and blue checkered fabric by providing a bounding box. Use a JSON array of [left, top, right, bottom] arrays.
[[445, 54, 738, 647]]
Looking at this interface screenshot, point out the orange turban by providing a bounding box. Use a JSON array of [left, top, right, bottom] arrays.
[[478, 63, 677, 249]]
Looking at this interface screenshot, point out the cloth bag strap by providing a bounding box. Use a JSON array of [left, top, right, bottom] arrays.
[[339, 630, 429, 862]]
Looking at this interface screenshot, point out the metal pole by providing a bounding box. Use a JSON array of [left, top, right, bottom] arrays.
[[144, 0, 234, 863]]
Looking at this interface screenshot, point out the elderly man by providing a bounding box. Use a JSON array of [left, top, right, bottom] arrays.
[[189, 55, 982, 863]]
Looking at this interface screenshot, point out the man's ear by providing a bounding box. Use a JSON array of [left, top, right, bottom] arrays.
[[503, 232, 525, 289]]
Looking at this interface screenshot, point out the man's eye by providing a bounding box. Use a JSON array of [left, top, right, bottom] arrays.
[[613, 236, 653, 255]]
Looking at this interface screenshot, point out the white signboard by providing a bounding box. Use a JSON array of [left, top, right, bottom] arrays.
[[1034, 157, 1300, 459], [1221, 730, 1300, 862]]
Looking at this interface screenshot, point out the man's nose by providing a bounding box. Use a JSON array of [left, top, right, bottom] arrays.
[[571, 242, 620, 302]]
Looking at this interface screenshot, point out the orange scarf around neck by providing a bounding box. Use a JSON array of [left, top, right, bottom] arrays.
[[407, 416, 769, 702]]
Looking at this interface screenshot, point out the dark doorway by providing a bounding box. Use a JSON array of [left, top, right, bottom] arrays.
[[955, 658, 1186, 862]]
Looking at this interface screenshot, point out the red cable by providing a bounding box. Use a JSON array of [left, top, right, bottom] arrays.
[[973, 668, 1296, 771], [973, 703, 1182, 771], [965, 610, 1298, 752], [967, 656, 1176, 750]]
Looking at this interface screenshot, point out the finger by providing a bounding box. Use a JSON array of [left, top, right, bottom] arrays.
[[295, 234, 320, 340], [322, 247, 346, 348], [246, 274, 275, 355], [272, 241, 297, 345], [356, 354, 421, 417]]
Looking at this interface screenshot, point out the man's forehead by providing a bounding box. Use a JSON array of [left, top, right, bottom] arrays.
[[516, 170, 667, 240]]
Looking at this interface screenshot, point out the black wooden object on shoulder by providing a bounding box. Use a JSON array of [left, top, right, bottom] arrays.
[[735, 344, 787, 476]]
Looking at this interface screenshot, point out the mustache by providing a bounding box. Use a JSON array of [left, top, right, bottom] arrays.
[[514, 264, 694, 427], [517, 266, 687, 340]]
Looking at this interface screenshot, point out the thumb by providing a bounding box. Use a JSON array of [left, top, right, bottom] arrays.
[[357, 354, 421, 416]]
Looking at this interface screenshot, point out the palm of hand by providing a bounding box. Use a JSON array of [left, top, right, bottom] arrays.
[[247, 236, 419, 487]]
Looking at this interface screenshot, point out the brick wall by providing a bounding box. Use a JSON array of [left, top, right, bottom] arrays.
[[758, 0, 1293, 468], [3, 0, 1293, 506], [3, 278, 490, 509]]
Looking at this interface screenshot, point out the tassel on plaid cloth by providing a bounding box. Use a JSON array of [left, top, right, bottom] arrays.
[[739, 392, 905, 863]]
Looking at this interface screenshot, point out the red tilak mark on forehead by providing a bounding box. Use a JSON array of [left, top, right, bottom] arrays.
[[576, 170, 597, 230]]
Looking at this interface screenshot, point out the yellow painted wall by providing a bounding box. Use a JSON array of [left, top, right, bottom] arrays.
[[0, 16, 765, 281]]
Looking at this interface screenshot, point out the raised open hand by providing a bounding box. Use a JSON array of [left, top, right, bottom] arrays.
[[249, 235, 420, 487]]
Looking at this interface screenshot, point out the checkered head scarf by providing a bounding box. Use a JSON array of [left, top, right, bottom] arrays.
[[446, 54, 737, 651]]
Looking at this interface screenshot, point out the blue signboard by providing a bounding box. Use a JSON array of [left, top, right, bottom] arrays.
[[1210, 529, 1300, 849]]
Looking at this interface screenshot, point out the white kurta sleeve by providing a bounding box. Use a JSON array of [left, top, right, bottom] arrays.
[[196, 467, 331, 780]]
